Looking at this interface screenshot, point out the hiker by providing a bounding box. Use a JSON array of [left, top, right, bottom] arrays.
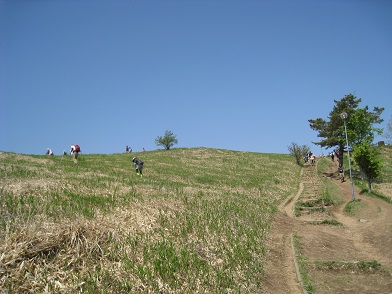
[[125, 145, 132, 153], [70, 144, 81, 163], [338, 166, 345, 182], [46, 148, 53, 156], [310, 153, 316, 165], [330, 152, 335, 162], [132, 157, 144, 177]]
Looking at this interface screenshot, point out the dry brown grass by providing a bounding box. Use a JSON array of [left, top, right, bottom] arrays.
[[1, 147, 391, 293], [0, 195, 184, 292]]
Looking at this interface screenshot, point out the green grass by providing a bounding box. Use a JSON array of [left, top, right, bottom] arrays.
[[352, 146, 392, 203], [379, 146, 392, 182], [292, 234, 314, 294], [316, 157, 344, 206], [356, 185, 392, 205], [314, 259, 382, 272], [0, 148, 301, 293], [344, 199, 365, 216], [320, 219, 343, 226]]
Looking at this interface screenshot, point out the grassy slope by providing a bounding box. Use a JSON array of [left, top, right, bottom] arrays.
[[1, 146, 391, 293], [350, 145, 392, 202], [0, 148, 300, 293], [371, 145, 392, 198]]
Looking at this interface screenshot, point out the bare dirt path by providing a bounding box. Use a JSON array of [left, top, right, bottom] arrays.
[[262, 158, 392, 293]]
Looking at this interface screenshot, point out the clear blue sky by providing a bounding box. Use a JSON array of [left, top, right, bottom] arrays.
[[1, 0, 391, 155]]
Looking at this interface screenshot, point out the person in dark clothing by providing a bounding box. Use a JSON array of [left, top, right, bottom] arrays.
[[338, 166, 345, 182], [132, 157, 144, 177]]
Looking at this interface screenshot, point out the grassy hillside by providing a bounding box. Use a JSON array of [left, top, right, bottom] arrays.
[[0, 148, 300, 293], [363, 145, 392, 200]]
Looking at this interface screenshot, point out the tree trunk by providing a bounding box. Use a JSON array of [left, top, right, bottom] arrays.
[[367, 178, 372, 192], [339, 144, 344, 165], [360, 169, 365, 180]]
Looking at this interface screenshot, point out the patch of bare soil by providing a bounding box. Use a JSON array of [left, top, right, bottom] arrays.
[[262, 160, 392, 293]]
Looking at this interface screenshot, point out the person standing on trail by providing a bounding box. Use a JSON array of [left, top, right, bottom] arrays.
[[338, 165, 345, 182], [70, 144, 81, 164], [309, 153, 316, 165], [132, 157, 144, 177]]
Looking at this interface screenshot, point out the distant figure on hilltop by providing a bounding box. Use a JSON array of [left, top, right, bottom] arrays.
[[46, 148, 54, 156], [132, 157, 144, 177], [70, 144, 81, 164]]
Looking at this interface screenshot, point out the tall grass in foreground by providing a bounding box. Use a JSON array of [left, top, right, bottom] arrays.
[[0, 148, 300, 293]]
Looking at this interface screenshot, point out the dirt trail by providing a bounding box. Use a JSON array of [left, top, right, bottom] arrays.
[[262, 158, 392, 293]]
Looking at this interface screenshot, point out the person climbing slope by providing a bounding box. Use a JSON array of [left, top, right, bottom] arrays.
[[70, 144, 81, 164], [132, 157, 144, 177], [338, 165, 345, 182]]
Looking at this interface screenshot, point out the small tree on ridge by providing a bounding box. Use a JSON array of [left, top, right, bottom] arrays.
[[155, 130, 178, 150], [288, 142, 311, 166]]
